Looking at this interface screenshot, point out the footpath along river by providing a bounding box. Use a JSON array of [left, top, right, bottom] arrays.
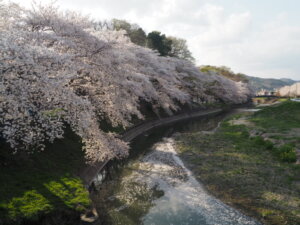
[[92, 109, 261, 225]]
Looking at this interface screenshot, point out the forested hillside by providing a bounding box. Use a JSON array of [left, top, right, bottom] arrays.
[[200, 65, 249, 83]]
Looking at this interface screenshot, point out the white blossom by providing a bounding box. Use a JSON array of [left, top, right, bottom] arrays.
[[0, 1, 253, 162]]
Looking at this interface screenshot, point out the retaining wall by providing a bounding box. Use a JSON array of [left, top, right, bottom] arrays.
[[78, 108, 223, 185]]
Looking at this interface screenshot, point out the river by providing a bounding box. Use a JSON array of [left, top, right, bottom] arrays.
[[92, 110, 261, 225]]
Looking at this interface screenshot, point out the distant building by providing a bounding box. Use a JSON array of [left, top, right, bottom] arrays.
[[256, 89, 277, 96]]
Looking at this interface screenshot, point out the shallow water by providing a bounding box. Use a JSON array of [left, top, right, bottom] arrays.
[[93, 111, 260, 225], [239, 108, 261, 112], [140, 138, 259, 225]]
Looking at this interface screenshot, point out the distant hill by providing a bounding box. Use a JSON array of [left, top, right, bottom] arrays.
[[245, 76, 298, 92], [198, 65, 298, 93]]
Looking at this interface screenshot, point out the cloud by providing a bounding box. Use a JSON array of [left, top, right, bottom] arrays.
[[210, 14, 300, 79], [10, 0, 300, 79]]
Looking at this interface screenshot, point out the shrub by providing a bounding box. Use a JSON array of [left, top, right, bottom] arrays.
[[252, 136, 265, 145], [274, 144, 297, 163], [263, 140, 274, 150]]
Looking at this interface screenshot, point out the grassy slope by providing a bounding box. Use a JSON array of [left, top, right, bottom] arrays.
[[251, 101, 300, 131], [175, 101, 300, 225], [0, 129, 91, 224]]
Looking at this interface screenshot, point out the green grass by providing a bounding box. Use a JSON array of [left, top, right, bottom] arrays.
[[252, 97, 288, 108], [277, 98, 288, 102], [251, 101, 300, 131], [175, 108, 300, 225], [274, 143, 297, 163], [0, 129, 91, 224]]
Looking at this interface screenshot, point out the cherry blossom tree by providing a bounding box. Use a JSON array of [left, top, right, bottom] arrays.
[[0, 1, 253, 163], [278, 83, 300, 97]]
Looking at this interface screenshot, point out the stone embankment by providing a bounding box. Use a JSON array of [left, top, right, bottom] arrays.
[[78, 108, 223, 186]]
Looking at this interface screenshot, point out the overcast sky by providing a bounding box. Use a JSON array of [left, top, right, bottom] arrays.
[[13, 0, 300, 80]]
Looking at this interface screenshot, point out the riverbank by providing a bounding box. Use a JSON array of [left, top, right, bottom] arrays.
[[175, 101, 300, 225], [91, 112, 261, 225], [0, 106, 225, 225]]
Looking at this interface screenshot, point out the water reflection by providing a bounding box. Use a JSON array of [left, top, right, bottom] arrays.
[[141, 138, 259, 225], [93, 111, 260, 225]]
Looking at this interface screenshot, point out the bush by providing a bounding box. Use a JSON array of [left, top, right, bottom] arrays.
[[241, 130, 250, 138], [252, 136, 265, 145], [264, 140, 274, 150], [251, 136, 274, 150], [274, 144, 297, 163]]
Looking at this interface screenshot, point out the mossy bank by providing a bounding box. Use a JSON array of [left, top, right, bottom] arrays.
[[175, 101, 300, 225], [0, 129, 91, 225]]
